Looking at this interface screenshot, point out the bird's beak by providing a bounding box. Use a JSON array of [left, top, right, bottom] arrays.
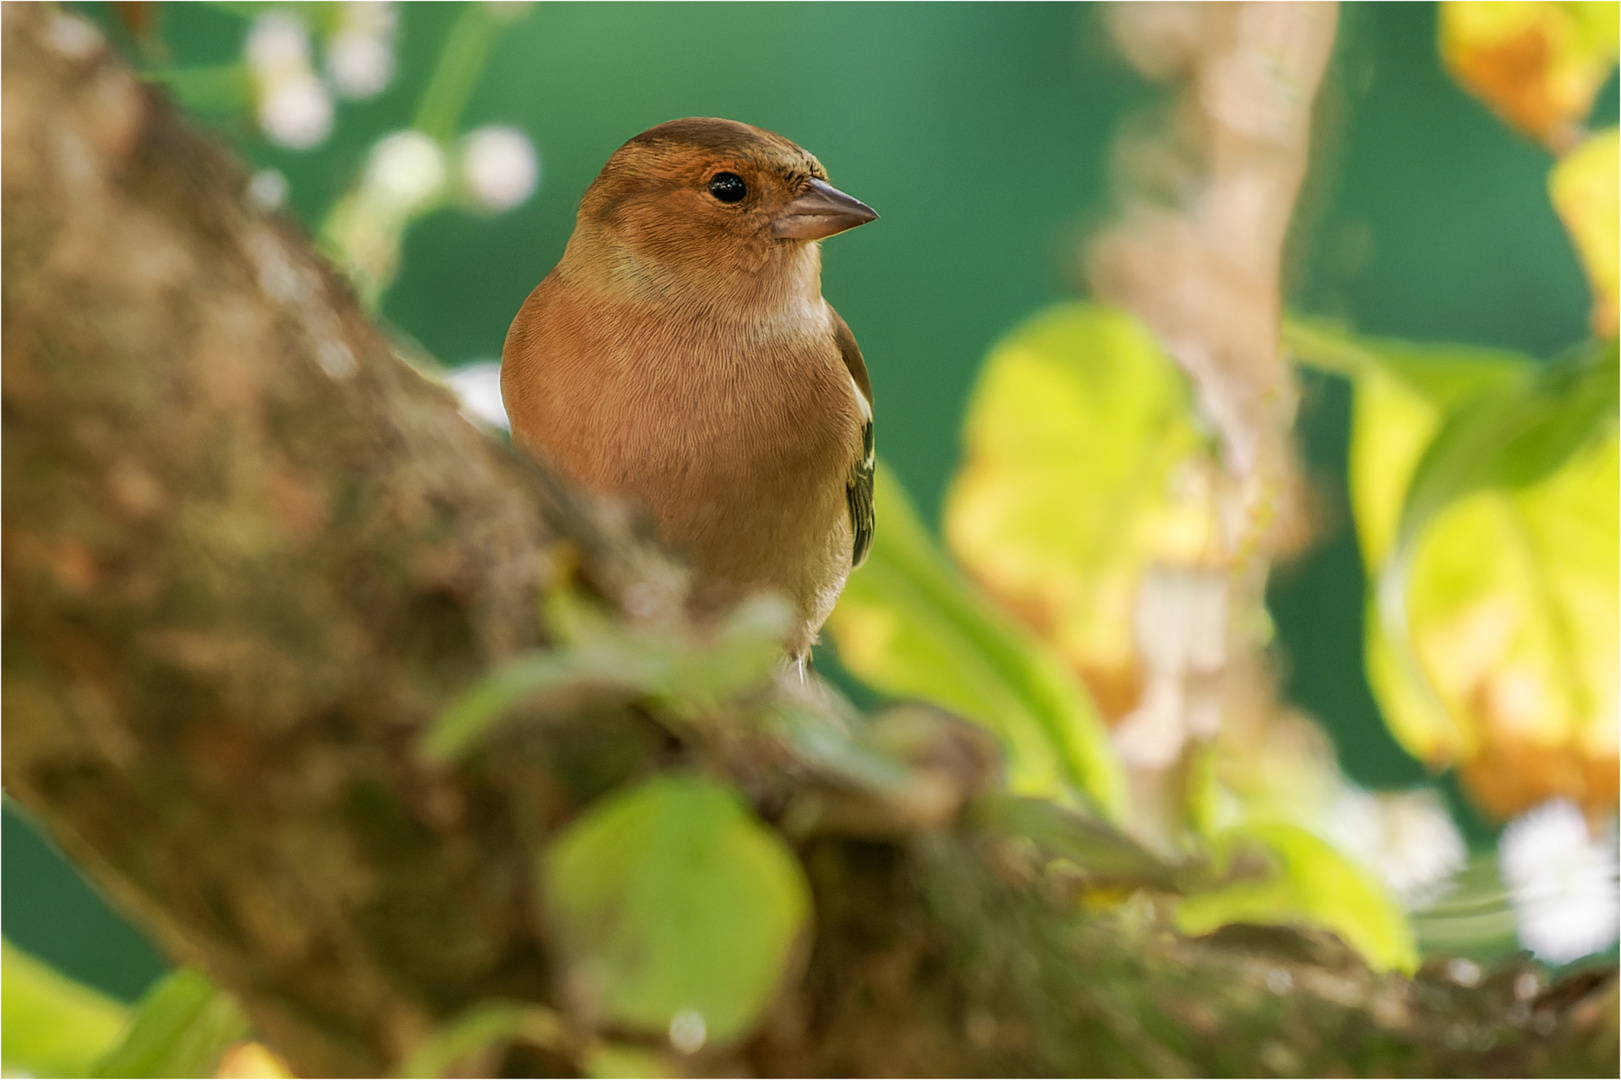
[[772, 178, 878, 240]]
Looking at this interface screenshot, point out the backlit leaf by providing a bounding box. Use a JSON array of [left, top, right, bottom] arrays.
[[1550, 126, 1620, 337], [1289, 321, 1620, 817], [541, 777, 809, 1047], [942, 302, 1219, 724], [1440, 0, 1619, 151], [1, 939, 129, 1078], [1391, 429, 1618, 816], [1175, 822, 1419, 973], [92, 969, 249, 1079], [825, 464, 1126, 818]]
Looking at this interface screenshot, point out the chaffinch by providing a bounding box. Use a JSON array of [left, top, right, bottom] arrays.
[[501, 118, 878, 661]]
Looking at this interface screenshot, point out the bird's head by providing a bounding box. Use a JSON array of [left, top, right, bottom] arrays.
[[570, 118, 877, 306]]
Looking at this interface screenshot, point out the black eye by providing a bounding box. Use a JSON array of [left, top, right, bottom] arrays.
[[707, 172, 747, 203]]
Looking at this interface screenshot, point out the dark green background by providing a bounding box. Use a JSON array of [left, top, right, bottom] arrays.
[[9, 1, 1610, 1001]]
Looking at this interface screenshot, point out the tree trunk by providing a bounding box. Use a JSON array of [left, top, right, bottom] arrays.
[[3, 6, 1614, 1076]]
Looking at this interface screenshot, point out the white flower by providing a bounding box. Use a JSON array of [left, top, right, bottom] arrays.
[[1326, 787, 1466, 908], [668, 1008, 707, 1054], [460, 126, 539, 212], [246, 13, 332, 150], [248, 169, 289, 211], [245, 12, 311, 73], [325, 3, 397, 99], [364, 131, 447, 214], [327, 32, 394, 98], [444, 362, 509, 430], [259, 72, 333, 150], [1500, 800, 1619, 964]]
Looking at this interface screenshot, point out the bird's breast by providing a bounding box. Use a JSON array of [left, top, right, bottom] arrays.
[[503, 282, 863, 604]]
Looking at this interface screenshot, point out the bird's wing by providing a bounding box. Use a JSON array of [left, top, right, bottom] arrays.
[[830, 307, 874, 568]]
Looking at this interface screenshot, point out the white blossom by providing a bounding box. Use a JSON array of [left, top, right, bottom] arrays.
[[1325, 787, 1466, 908], [326, 3, 397, 99], [444, 362, 508, 430], [365, 131, 447, 214], [668, 1008, 707, 1054], [1500, 800, 1619, 963], [246, 13, 332, 150], [248, 169, 290, 211], [459, 126, 540, 212], [245, 12, 311, 72], [259, 72, 334, 150]]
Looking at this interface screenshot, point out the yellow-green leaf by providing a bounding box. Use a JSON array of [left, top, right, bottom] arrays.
[[1175, 822, 1418, 973], [2, 940, 129, 1078], [826, 464, 1126, 818], [1551, 126, 1620, 337], [1390, 429, 1619, 816], [1290, 321, 1620, 817], [541, 777, 809, 1047], [92, 969, 248, 1079], [942, 302, 1219, 721]]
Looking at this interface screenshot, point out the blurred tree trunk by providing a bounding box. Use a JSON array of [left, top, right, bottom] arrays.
[[2, 6, 1615, 1077]]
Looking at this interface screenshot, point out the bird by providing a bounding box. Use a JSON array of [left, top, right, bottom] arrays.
[[501, 118, 878, 665]]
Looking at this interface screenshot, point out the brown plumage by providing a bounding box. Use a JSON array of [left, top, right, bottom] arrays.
[[501, 118, 877, 659]]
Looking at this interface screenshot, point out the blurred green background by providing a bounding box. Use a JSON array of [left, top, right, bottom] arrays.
[[7, 0, 1612, 1002]]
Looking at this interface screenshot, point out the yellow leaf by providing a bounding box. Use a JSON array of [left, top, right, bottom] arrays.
[[1398, 431, 1619, 816], [942, 302, 1218, 721], [1292, 322, 1617, 817], [1440, 0, 1619, 151], [1550, 126, 1620, 338]]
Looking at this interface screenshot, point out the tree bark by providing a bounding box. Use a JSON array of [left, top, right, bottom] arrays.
[[2, 6, 1615, 1077]]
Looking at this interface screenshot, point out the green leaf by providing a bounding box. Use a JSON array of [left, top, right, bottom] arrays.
[[1284, 317, 1530, 569], [1395, 340, 1617, 556], [541, 776, 810, 1047], [396, 1000, 569, 1079], [1175, 822, 1418, 974], [422, 592, 792, 762], [826, 463, 1126, 819], [983, 796, 1186, 892], [92, 969, 248, 1078], [2, 939, 129, 1078]]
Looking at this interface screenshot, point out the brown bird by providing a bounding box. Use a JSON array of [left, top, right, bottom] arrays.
[[501, 118, 878, 662]]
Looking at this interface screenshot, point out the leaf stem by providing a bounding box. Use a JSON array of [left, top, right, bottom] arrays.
[[412, 4, 510, 143]]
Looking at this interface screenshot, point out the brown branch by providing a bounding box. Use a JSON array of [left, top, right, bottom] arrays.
[[2, 6, 1615, 1077]]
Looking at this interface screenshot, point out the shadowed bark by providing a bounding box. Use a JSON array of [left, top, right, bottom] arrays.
[[2, 6, 1615, 1077]]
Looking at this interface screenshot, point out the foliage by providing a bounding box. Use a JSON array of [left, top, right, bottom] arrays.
[[1288, 322, 1618, 818], [542, 776, 811, 1049], [826, 463, 1126, 817], [2, 940, 128, 1077], [1439, 0, 1618, 151], [940, 303, 1219, 724], [1551, 125, 1620, 336], [90, 970, 250, 1079], [1174, 824, 1418, 974]]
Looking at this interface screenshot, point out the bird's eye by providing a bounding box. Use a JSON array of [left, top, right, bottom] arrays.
[[707, 172, 747, 203]]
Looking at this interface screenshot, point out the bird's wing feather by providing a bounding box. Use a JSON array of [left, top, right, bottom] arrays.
[[830, 307, 874, 568]]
